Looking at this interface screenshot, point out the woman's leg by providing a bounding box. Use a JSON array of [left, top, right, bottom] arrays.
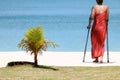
[[100, 56, 103, 63]]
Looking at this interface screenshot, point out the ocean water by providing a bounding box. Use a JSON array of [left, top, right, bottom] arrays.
[[0, 0, 120, 52]]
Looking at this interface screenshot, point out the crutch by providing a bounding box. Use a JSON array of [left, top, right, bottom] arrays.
[[106, 25, 109, 63], [83, 28, 90, 62]]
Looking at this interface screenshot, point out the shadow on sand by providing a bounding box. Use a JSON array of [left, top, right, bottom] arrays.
[[7, 61, 58, 71]]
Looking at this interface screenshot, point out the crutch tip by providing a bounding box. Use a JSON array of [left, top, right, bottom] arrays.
[[83, 60, 85, 62]]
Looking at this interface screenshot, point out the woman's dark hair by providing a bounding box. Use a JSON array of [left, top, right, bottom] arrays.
[[96, 0, 103, 5]]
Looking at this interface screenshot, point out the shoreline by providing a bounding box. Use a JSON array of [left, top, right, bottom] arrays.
[[0, 51, 120, 68]]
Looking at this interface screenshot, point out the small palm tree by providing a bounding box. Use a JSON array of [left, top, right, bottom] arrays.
[[18, 26, 58, 66]]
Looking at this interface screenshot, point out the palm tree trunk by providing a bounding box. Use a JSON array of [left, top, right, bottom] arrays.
[[34, 52, 38, 66]]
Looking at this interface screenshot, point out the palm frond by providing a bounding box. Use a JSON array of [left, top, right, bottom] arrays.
[[18, 25, 58, 55]]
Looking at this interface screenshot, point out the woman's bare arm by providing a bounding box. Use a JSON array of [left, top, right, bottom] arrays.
[[87, 7, 95, 29]]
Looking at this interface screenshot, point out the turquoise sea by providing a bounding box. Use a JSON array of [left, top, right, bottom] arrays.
[[0, 0, 120, 52]]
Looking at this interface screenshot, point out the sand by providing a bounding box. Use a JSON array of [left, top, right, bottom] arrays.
[[0, 51, 120, 68]]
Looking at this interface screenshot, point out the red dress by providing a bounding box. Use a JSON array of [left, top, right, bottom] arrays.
[[91, 11, 107, 59]]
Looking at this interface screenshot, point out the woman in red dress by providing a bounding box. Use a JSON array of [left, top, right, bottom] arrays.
[[87, 0, 109, 63]]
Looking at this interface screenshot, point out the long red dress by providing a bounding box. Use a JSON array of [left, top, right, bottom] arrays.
[[91, 11, 107, 59]]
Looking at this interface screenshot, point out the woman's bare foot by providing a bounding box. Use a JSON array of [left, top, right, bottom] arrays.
[[93, 57, 99, 63], [99, 56, 103, 63]]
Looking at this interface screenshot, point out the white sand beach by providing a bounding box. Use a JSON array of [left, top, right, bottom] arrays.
[[0, 51, 120, 68]]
